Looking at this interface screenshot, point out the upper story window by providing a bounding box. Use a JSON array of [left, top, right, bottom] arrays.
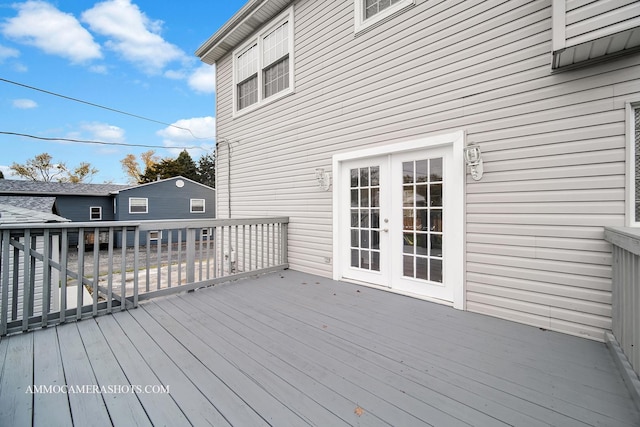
[[190, 198, 206, 213], [355, 0, 414, 33], [90, 206, 102, 221], [129, 197, 148, 214], [233, 7, 294, 116], [631, 104, 640, 225]]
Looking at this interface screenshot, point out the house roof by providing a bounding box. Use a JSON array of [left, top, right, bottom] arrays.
[[0, 195, 56, 213], [195, 0, 294, 64], [113, 176, 216, 193], [0, 203, 70, 224], [0, 179, 129, 196]]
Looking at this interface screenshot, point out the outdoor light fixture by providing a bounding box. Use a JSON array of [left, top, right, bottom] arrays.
[[315, 168, 331, 191], [463, 143, 484, 181]]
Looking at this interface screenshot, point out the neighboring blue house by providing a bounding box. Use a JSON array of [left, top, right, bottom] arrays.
[[0, 176, 216, 247], [0, 180, 128, 222]]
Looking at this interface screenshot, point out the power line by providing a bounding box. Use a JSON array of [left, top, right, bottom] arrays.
[[0, 131, 203, 149], [0, 77, 215, 140]]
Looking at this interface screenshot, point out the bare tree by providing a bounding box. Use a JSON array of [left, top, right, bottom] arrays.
[[10, 153, 98, 182], [120, 150, 159, 184]]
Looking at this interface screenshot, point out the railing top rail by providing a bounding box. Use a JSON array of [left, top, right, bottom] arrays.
[[0, 216, 290, 231], [604, 226, 640, 256]]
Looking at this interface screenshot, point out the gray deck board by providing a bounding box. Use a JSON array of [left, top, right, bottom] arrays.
[[95, 313, 191, 426], [143, 299, 311, 426], [56, 323, 111, 427], [32, 328, 72, 427], [74, 319, 151, 427], [112, 309, 232, 427], [0, 332, 33, 427], [0, 270, 639, 426], [126, 305, 269, 427]]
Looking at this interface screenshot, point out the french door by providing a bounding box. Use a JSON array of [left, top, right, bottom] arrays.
[[337, 142, 462, 305]]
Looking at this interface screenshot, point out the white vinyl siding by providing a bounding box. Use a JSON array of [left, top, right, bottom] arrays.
[[233, 7, 294, 115], [214, 0, 640, 340], [129, 197, 148, 214], [190, 198, 206, 213]]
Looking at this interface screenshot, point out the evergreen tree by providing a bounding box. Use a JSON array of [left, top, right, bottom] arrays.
[[197, 153, 215, 188]]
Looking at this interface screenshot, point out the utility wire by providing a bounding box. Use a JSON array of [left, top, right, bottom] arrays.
[[0, 77, 214, 140], [0, 131, 201, 149]]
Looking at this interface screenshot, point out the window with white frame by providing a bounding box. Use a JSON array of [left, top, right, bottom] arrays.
[[632, 104, 640, 224], [355, 0, 414, 33], [233, 7, 294, 114], [129, 197, 148, 214], [148, 230, 162, 241], [191, 198, 206, 213], [90, 206, 102, 220]]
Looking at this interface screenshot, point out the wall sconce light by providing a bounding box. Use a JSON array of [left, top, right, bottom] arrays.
[[315, 168, 331, 191], [463, 143, 484, 181]]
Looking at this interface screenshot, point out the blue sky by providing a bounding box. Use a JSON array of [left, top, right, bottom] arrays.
[[0, 0, 245, 183]]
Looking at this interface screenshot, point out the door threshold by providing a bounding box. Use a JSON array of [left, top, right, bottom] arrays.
[[339, 277, 454, 307]]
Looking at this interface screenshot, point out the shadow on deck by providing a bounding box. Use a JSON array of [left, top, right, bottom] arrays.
[[1, 270, 638, 426]]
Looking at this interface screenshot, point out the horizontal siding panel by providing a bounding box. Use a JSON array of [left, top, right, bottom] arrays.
[[467, 201, 623, 215], [472, 109, 625, 143], [466, 188, 624, 203], [480, 162, 624, 185], [467, 271, 611, 304], [465, 223, 606, 239], [467, 262, 611, 291], [466, 175, 624, 193], [466, 301, 607, 340], [486, 137, 623, 162], [487, 148, 624, 172], [467, 233, 611, 252], [466, 252, 610, 278], [467, 292, 611, 329], [467, 213, 623, 227], [566, 2, 640, 41], [467, 282, 611, 317], [467, 242, 611, 265]]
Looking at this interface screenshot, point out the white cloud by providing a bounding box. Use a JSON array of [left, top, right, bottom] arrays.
[[0, 44, 19, 61], [82, 0, 186, 74], [0, 165, 19, 179], [157, 116, 215, 157], [1, 1, 102, 63], [188, 64, 216, 94], [81, 122, 126, 143], [12, 98, 38, 109]]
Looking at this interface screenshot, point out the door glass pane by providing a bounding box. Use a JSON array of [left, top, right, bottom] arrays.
[[349, 166, 381, 272], [370, 166, 380, 186], [403, 161, 414, 184], [416, 160, 428, 183], [403, 255, 414, 276], [430, 158, 443, 181], [401, 157, 444, 283]]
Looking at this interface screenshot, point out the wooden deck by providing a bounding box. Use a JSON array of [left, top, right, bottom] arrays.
[[0, 270, 638, 426]]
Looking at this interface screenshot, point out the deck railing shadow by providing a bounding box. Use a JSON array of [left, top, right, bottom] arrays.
[[0, 217, 288, 336]]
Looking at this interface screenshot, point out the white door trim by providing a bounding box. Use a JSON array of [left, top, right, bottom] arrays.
[[332, 130, 466, 309]]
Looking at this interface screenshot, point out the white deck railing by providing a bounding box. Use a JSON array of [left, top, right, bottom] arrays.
[[0, 217, 288, 336], [604, 226, 640, 378]]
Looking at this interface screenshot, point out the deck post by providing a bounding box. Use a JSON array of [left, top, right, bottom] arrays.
[[186, 227, 196, 283]]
